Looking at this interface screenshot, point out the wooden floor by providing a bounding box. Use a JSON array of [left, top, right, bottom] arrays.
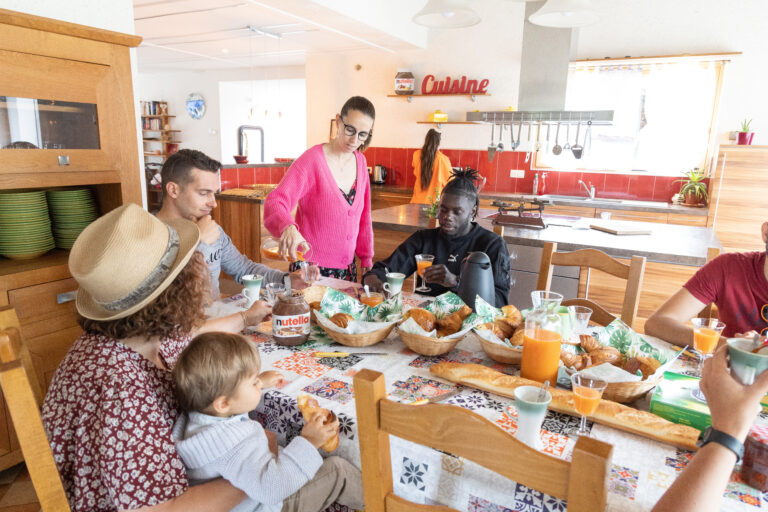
[[0, 465, 39, 512]]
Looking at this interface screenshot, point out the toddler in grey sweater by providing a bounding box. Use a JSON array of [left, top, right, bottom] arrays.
[[172, 332, 364, 512]]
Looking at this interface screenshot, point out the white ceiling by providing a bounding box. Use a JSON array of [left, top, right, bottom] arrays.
[[133, 0, 428, 71]]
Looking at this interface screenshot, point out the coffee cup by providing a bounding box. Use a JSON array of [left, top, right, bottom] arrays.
[[727, 337, 768, 385], [512, 385, 552, 449], [242, 274, 263, 306], [383, 272, 406, 297]]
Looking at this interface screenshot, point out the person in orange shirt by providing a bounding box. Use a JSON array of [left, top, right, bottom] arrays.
[[410, 128, 453, 204]]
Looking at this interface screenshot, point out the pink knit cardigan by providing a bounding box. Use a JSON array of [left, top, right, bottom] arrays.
[[264, 144, 374, 269]]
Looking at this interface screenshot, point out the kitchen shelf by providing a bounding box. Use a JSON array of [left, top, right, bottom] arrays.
[[416, 121, 481, 129], [467, 110, 614, 125], [387, 93, 490, 103]]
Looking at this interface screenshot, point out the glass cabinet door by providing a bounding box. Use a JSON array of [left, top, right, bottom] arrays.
[[0, 96, 100, 150]]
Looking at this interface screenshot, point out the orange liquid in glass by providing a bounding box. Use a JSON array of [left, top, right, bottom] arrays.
[[694, 327, 720, 354], [520, 328, 562, 384], [261, 246, 305, 262], [417, 260, 432, 277], [573, 387, 603, 416], [360, 295, 384, 307]]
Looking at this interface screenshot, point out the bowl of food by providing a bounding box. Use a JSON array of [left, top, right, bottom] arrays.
[[234, 155, 248, 164], [398, 305, 472, 356], [318, 312, 395, 347], [475, 323, 524, 364]]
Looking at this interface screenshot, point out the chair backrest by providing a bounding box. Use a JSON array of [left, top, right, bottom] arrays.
[[354, 369, 612, 512], [697, 247, 722, 319], [0, 307, 70, 512], [536, 242, 646, 328]]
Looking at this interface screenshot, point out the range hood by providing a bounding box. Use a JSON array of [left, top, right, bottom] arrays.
[[466, 1, 612, 125]]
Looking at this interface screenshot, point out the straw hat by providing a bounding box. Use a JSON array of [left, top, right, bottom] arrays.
[[69, 203, 200, 321]]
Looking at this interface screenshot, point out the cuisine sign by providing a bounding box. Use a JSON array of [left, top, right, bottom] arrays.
[[421, 75, 489, 95]]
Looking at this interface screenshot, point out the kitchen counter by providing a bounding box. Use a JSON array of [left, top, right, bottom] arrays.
[[371, 203, 720, 266], [221, 162, 292, 169], [369, 184, 708, 216]]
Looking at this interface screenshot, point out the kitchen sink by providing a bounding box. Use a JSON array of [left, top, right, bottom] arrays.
[[540, 194, 624, 203]]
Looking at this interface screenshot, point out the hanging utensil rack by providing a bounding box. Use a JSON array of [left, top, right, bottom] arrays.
[[466, 110, 613, 125], [488, 198, 547, 230]]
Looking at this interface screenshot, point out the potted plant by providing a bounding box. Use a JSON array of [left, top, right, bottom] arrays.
[[676, 167, 709, 207], [423, 187, 441, 228], [738, 118, 755, 145]]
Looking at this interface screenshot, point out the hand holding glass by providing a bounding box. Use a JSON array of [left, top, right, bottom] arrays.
[[414, 254, 434, 293]]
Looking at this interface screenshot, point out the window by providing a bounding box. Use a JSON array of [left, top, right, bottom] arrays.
[[535, 56, 727, 176]]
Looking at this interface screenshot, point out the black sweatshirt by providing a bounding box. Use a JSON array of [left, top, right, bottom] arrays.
[[366, 223, 510, 307]]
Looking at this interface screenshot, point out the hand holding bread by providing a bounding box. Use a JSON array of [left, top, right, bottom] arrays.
[[297, 395, 339, 451]]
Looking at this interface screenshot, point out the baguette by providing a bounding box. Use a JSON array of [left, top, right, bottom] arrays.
[[429, 362, 699, 450]]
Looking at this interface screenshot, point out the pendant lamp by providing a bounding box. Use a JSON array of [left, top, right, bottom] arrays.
[[528, 0, 599, 28], [412, 0, 481, 29]]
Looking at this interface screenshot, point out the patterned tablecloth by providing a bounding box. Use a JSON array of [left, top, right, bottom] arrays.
[[211, 277, 767, 512]]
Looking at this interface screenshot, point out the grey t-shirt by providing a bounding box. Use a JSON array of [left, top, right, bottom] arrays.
[[197, 227, 286, 298]]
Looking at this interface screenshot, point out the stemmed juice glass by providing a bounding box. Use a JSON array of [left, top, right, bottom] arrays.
[[414, 254, 434, 293], [570, 373, 607, 437], [691, 318, 726, 374]]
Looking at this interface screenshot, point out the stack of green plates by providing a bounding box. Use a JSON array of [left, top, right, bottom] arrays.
[[46, 188, 99, 250], [0, 191, 55, 260]]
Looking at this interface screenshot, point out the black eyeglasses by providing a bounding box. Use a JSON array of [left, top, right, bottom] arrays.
[[340, 117, 371, 141]]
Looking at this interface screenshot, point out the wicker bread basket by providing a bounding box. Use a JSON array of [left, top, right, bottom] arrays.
[[318, 322, 394, 347], [477, 335, 522, 364], [602, 375, 662, 404], [399, 329, 462, 356]]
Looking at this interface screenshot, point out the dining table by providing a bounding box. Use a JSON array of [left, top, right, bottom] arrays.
[[208, 276, 768, 512]]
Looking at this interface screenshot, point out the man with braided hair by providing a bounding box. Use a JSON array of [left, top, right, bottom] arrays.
[[364, 168, 510, 307]]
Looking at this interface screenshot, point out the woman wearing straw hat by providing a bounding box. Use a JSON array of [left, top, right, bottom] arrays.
[[41, 204, 268, 511]]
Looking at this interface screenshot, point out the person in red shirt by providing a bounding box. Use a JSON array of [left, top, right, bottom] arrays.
[[645, 223, 768, 347]]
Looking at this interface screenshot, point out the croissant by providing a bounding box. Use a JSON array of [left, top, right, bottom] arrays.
[[477, 322, 506, 340], [329, 313, 354, 328], [560, 351, 591, 371], [297, 395, 339, 452], [403, 308, 436, 332], [622, 357, 643, 376], [637, 357, 662, 379], [498, 305, 523, 330], [586, 346, 622, 367], [436, 305, 473, 336], [579, 334, 602, 353], [509, 328, 525, 346], [309, 301, 322, 313], [493, 318, 516, 339]]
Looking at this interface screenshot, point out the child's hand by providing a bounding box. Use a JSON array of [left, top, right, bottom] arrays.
[[244, 300, 272, 325], [301, 413, 338, 450], [265, 430, 279, 456], [258, 370, 285, 389]]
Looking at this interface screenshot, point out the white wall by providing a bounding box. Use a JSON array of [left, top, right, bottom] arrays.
[[305, 0, 526, 151], [219, 79, 307, 164], [135, 66, 305, 162], [0, 0, 134, 33]]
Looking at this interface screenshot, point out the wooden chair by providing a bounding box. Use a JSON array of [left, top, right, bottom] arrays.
[[536, 242, 646, 328], [0, 307, 70, 511], [697, 247, 721, 319], [354, 369, 613, 512]]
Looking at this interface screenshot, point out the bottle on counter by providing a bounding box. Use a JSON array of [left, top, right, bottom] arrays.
[[395, 69, 415, 95], [538, 172, 548, 195], [532, 172, 539, 196]]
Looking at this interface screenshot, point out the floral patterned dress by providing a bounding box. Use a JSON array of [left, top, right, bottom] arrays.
[[42, 332, 191, 511]]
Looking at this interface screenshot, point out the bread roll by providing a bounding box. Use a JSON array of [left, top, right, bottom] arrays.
[[509, 328, 525, 346], [329, 313, 354, 328], [436, 305, 473, 335], [637, 357, 662, 379], [296, 395, 339, 452], [493, 318, 516, 339], [477, 322, 506, 340], [579, 334, 601, 353], [403, 308, 436, 332], [429, 362, 699, 450], [587, 347, 622, 367], [499, 305, 523, 330]]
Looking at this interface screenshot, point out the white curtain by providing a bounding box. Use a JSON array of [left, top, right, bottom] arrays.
[[537, 59, 723, 175]]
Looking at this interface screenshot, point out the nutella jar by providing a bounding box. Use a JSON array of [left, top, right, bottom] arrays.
[[272, 292, 311, 346], [395, 69, 415, 95], [743, 425, 768, 491]]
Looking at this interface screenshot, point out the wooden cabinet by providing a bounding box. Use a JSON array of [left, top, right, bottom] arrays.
[[372, 190, 411, 210], [595, 208, 667, 224], [708, 145, 768, 252], [667, 212, 708, 227], [545, 205, 596, 218], [0, 9, 142, 471]]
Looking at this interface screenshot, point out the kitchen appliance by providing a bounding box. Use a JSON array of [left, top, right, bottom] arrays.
[[488, 198, 547, 230], [456, 252, 495, 310], [372, 165, 387, 184]]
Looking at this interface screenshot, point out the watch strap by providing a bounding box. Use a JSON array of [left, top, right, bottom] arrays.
[[697, 426, 744, 462]]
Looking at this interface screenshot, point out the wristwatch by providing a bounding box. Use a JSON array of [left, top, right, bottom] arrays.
[[697, 426, 744, 462]]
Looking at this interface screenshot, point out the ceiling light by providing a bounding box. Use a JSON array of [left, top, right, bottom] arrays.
[[412, 0, 481, 28], [528, 0, 599, 28]]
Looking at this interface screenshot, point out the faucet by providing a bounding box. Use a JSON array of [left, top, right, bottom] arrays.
[[578, 179, 596, 200], [237, 125, 265, 163]]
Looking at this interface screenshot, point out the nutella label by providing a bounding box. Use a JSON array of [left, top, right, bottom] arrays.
[[272, 313, 311, 337]]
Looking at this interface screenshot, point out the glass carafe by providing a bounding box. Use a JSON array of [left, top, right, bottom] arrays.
[[520, 291, 563, 384]]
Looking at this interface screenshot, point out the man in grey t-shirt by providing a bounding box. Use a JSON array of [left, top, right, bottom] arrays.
[[155, 149, 301, 299]]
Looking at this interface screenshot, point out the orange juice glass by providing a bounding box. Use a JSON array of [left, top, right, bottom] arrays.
[[417, 260, 432, 277], [260, 237, 308, 262], [520, 328, 562, 384], [360, 292, 384, 308], [691, 318, 726, 373], [414, 254, 434, 293], [570, 373, 607, 437]]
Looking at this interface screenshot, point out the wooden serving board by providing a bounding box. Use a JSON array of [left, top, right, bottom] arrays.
[[589, 223, 652, 236]]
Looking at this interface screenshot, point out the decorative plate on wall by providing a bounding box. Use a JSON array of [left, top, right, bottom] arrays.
[[185, 93, 206, 120]]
